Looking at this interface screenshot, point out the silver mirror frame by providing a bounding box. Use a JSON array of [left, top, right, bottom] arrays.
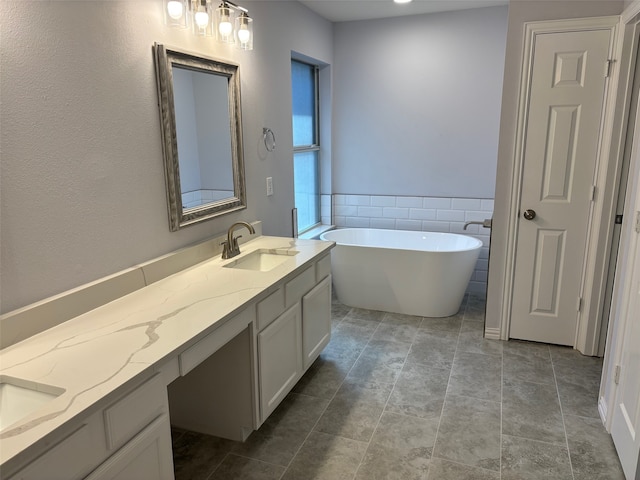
[[153, 43, 247, 231]]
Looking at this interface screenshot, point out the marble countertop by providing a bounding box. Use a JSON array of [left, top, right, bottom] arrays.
[[0, 236, 334, 471]]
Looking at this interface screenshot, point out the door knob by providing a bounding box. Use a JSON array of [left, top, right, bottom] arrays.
[[523, 209, 536, 220]]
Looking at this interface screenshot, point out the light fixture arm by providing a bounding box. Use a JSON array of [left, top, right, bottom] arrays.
[[220, 0, 248, 14]]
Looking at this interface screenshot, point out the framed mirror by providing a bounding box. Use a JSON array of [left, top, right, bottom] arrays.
[[153, 44, 246, 231]]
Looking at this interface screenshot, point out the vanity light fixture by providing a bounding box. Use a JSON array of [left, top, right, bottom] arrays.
[[393, 0, 412, 3], [162, 0, 254, 50]]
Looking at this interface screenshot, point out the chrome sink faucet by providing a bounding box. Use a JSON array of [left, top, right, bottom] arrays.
[[222, 222, 256, 259]]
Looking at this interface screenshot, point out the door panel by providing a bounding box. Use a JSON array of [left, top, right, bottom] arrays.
[[510, 29, 611, 345], [611, 104, 640, 479]]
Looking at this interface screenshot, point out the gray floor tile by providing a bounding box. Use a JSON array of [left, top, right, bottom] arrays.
[[556, 378, 601, 418], [231, 427, 309, 467], [292, 356, 350, 399], [382, 312, 423, 326], [414, 327, 460, 343], [433, 395, 501, 471], [209, 454, 285, 480], [331, 302, 352, 322], [564, 414, 625, 480], [386, 363, 450, 420], [355, 412, 437, 480], [313, 396, 386, 442], [405, 331, 458, 370], [503, 351, 555, 385], [448, 351, 501, 402], [458, 321, 503, 356], [426, 458, 500, 480], [323, 332, 368, 363], [502, 378, 565, 444], [503, 339, 550, 359], [501, 435, 573, 480], [553, 361, 603, 389], [419, 314, 463, 334], [258, 392, 329, 436], [549, 344, 604, 367], [172, 431, 236, 480], [345, 307, 386, 323], [347, 339, 411, 384], [371, 321, 419, 344], [282, 431, 368, 480], [464, 295, 486, 321], [332, 318, 378, 343], [334, 378, 394, 405]]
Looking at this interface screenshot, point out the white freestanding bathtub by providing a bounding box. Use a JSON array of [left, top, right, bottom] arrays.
[[320, 228, 482, 317]]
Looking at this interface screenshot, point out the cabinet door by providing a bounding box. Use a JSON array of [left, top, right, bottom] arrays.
[[258, 304, 302, 420], [85, 414, 174, 480], [302, 276, 332, 370]]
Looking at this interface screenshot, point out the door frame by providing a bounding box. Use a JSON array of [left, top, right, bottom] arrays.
[[499, 16, 621, 355], [601, 0, 640, 430]]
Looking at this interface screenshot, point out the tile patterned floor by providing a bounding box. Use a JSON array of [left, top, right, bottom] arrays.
[[171, 294, 625, 480]]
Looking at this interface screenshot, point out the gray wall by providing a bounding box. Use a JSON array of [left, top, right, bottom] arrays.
[[0, 0, 332, 313], [332, 6, 508, 198], [485, 0, 624, 333]]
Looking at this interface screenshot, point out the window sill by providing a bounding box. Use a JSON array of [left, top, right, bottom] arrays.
[[298, 224, 335, 240]]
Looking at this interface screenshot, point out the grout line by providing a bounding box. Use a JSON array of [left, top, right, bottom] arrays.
[[551, 347, 576, 480], [428, 294, 465, 478], [204, 451, 231, 480]]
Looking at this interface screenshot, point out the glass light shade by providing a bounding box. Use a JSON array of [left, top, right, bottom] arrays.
[[164, 0, 188, 28], [192, 0, 213, 36], [215, 4, 235, 44], [235, 13, 253, 50]]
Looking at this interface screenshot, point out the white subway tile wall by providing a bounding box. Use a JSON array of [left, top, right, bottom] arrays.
[[332, 194, 493, 294], [182, 189, 234, 209]]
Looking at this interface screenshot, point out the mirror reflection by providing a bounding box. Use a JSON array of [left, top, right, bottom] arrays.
[[153, 44, 246, 231]]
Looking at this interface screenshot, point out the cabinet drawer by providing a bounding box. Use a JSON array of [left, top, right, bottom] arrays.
[[103, 374, 166, 451], [285, 266, 315, 308], [11, 411, 105, 480], [179, 307, 254, 375], [257, 287, 285, 331], [315, 254, 331, 283]]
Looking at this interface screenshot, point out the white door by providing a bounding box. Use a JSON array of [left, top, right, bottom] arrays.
[[510, 28, 612, 345], [610, 142, 640, 480]]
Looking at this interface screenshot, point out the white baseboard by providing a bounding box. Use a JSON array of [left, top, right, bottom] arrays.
[[484, 327, 501, 340]]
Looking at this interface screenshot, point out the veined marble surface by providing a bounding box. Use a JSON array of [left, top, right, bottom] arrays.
[[0, 236, 334, 471]]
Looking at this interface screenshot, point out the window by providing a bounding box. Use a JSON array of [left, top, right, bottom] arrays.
[[291, 60, 320, 234]]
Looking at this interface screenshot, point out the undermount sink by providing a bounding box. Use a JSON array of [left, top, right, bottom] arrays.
[[0, 376, 64, 431], [224, 249, 299, 272]]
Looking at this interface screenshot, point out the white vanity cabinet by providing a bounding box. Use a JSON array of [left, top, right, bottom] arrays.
[[301, 275, 332, 370], [256, 255, 332, 423], [0, 236, 335, 478], [257, 303, 303, 419], [8, 374, 173, 480]]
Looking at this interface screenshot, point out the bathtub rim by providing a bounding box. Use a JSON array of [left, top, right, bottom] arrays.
[[319, 228, 483, 253]]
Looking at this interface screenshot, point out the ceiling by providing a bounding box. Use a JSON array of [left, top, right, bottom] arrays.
[[297, 0, 509, 23]]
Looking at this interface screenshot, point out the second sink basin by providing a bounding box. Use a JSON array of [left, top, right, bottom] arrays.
[[224, 249, 299, 272], [0, 376, 65, 431]]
